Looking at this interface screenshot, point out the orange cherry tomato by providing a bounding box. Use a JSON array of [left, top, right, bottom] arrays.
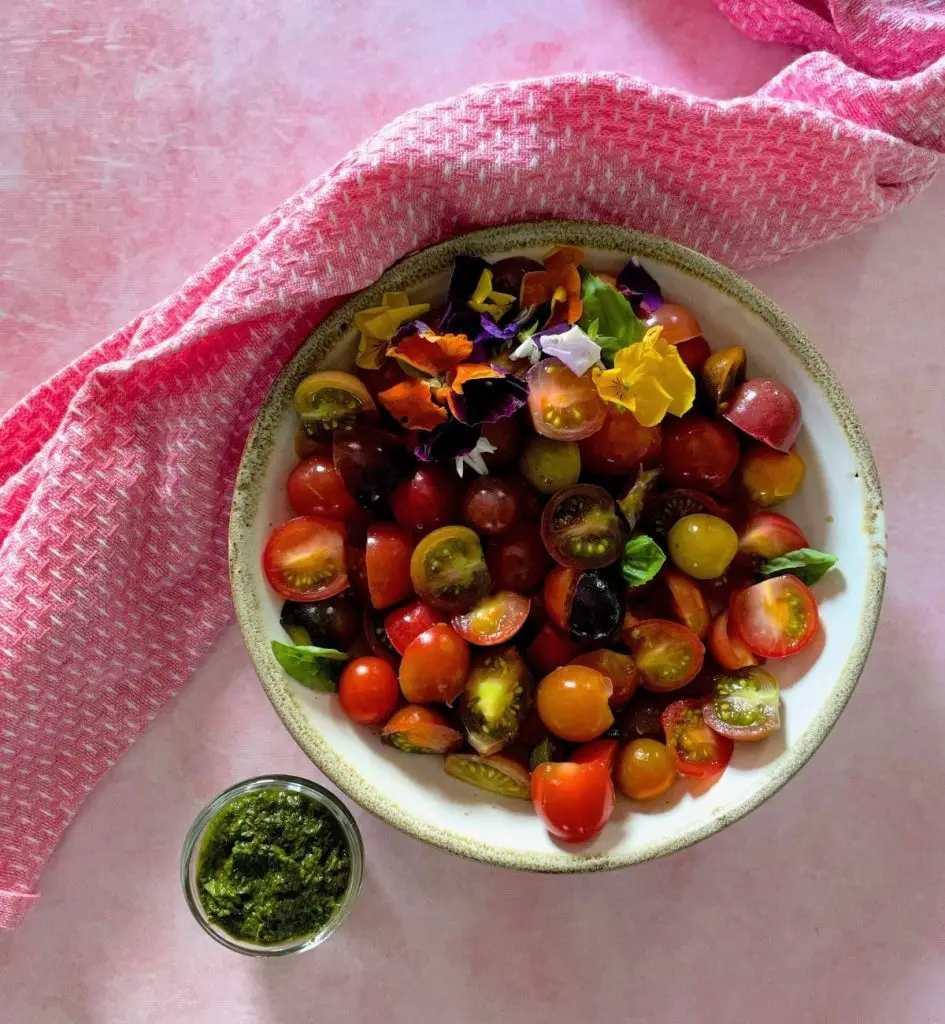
[[536, 665, 614, 742], [399, 623, 471, 704], [263, 516, 348, 602], [707, 609, 763, 671], [571, 649, 639, 708], [571, 738, 620, 774], [451, 591, 531, 646], [729, 575, 819, 659], [662, 699, 733, 779], [663, 569, 711, 639], [339, 657, 400, 725], [365, 523, 415, 609], [578, 408, 662, 476], [625, 619, 705, 692], [526, 358, 607, 441], [615, 739, 677, 800], [381, 705, 463, 754], [530, 761, 615, 843], [739, 445, 805, 507]]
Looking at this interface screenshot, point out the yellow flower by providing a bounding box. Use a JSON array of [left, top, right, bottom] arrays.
[[355, 292, 431, 369], [592, 327, 695, 427], [468, 270, 516, 319]]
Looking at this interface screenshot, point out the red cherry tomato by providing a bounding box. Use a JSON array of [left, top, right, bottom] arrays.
[[461, 477, 522, 536], [399, 624, 471, 704], [339, 657, 400, 725], [390, 466, 460, 535], [673, 335, 711, 376], [359, 360, 406, 399], [383, 601, 445, 656], [578, 408, 662, 476], [645, 303, 701, 343], [365, 523, 414, 609], [662, 415, 739, 492], [524, 623, 582, 678], [486, 523, 551, 593], [530, 761, 615, 843], [707, 609, 763, 671], [625, 619, 705, 692], [729, 575, 819, 658], [571, 738, 620, 773], [662, 699, 733, 778], [543, 566, 579, 631], [263, 516, 348, 602], [663, 569, 711, 640], [738, 511, 809, 561], [451, 591, 531, 646], [481, 417, 521, 467], [526, 358, 607, 441], [286, 454, 358, 520], [723, 377, 801, 453], [571, 649, 640, 708]]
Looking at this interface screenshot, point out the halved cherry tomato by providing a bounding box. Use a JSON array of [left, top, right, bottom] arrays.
[[729, 575, 819, 658], [702, 346, 746, 410], [663, 569, 711, 639], [571, 738, 620, 773], [365, 523, 414, 609], [461, 646, 533, 755], [723, 377, 801, 452], [293, 371, 376, 435], [381, 705, 463, 754], [526, 358, 607, 441], [263, 516, 348, 602], [540, 484, 627, 569], [363, 604, 400, 665], [524, 623, 582, 678], [445, 753, 530, 799], [536, 665, 613, 742], [571, 649, 639, 707], [662, 699, 733, 779], [543, 566, 579, 631], [286, 453, 358, 520], [738, 511, 809, 560], [578, 408, 662, 476], [740, 446, 805, 507], [390, 466, 460, 536], [399, 623, 471, 704], [662, 415, 739, 492], [702, 667, 781, 741], [410, 526, 491, 613], [339, 657, 400, 725], [383, 601, 444, 656], [707, 609, 762, 670], [451, 591, 531, 646], [615, 738, 676, 800], [486, 523, 551, 593], [625, 619, 705, 692], [645, 303, 700, 343], [531, 761, 615, 843]]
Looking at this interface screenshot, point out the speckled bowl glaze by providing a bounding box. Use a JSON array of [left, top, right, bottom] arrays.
[[230, 222, 885, 872]]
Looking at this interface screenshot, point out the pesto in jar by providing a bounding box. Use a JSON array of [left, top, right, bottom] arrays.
[[196, 788, 351, 945]]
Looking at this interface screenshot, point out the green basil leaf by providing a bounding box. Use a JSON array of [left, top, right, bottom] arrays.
[[528, 737, 558, 772], [579, 274, 647, 366], [271, 641, 348, 692], [757, 548, 838, 586], [621, 535, 666, 588]]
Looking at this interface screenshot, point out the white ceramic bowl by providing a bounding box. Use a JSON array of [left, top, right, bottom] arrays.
[[229, 222, 885, 872]]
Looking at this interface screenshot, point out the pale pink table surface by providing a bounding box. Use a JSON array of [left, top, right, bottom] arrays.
[[3, 2, 945, 1022]]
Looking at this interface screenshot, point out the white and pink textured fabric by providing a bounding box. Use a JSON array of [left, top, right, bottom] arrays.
[[1, 0, 943, 928]]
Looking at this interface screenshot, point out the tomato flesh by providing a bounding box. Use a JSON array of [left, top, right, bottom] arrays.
[[738, 511, 809, 561], [707, 609, 763, 671], [540, 484, 626, 570], [410, 526, 491, 613], [365, 523, 414, 609], [339, 658, 400, 725], [263, 516, 348, 602], [399, 623, 471, 704], [702, 667, 781, 741], [663, 570, 710, 640], [662, 699, 733, 779], [729, 575, 819, 658], [526, 358, 607, 441], [531, 761, 615, 843], [625, 619, 705, 692], [451, 591, 531, 646], [381, 706, 463, 754]]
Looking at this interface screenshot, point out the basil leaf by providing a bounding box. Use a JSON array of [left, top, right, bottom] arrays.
[[621, 535, 666, 588], [271, 641, 348, 692], [528, 737, 558, 771], [579, 274, 647, 366], [758, 548, 838, 586]]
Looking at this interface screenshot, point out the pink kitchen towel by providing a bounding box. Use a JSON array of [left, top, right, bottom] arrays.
[[1, 0, 944, 927]]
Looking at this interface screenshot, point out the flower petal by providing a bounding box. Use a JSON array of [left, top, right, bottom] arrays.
[[448, 367, 529, 425], [414, 418, 480, 463], [538, 324, 602, 377], [377, 379, 448, 431], [626, 375, 673, 428], [388, 331, 474, 376]]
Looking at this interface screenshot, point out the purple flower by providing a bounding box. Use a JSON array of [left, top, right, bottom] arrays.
[[450, 367, 529, 426], [413, 418, 480, 462], [616, 258, 663, 316]]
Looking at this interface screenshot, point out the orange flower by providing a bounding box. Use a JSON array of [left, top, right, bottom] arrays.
[[377, 379, 448, 431], [520, 246, 584, 324], [388, 331, 473, 376], [449, 364, 502, 393]]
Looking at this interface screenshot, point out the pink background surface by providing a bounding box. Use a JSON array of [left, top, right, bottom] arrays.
[[2, 2, 944, 1022]]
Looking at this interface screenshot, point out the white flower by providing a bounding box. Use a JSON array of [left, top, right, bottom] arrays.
[[538, 324, 602, 377], [510, 334, 542, 365], [455, 436, 497, 478]]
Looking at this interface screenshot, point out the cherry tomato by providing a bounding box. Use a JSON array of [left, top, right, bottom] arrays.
[[738, 511, 809, 560], [723, 377, 802, 452], [543, 566, 579, 631], [740, 445, 805, 507], [625, 619, 705, 692], [359, 360, 406, 399], [540, 484, 626, 569], [571, 738, 620, 773], [571, 649, 639, 708], [383, 601, 444, 656], [702, 667, 781, 741], [445, 753, 531, 799], [729, 575, 819, 658], [410, 526, 491, 613], [399, 623, 471, 704], [294, 430, 325, 459], [451, 591, 531, 646], [333, 426, 410, 509], [645, 488, 731, 539], [490, 255, 544, 296], [615, 739, 677, 800], [526, 358, 607, 441], [707, 609, 762, 671], [578, 408, 662, 476], [461, 477, 521, 535], [568, 572, 624, 645], [531, 761, 615, 843], [618, 694, 664, 741], [364, 523, 414, 609], [702, 346, 746, 410], [461, 646, 533, 755], [663, 570, 710, 640], [339, 657, 400, 725], [487, 524, 551, 593], [263, 516, 348, 602], [673, 336, 711, 376], [662, 699, 733, 778], [662, 415, 739, 491], [645, 303, 701, 343], [286, 454, 358, 520], [293, 371, 376, 435], [519, 435, 581, 494], [363, 604, 400, 665], [667, 514, 739, 580], [524, 623, 582, 678], [381, 705, 463, 754], [390, 466, 460, 535], [537, 665, 614, 742], [481, 417, 521, 467]]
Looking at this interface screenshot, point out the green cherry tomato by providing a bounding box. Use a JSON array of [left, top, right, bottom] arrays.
[[667, 514, 738, 580], [518, 436, 581, 495]]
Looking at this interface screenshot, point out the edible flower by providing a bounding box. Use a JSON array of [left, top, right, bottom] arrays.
[[387, 330, 473, 376], [537, 324, 602, 377], [447, 363, 529, 425], [591, 327, 695, 427], [455, 435, 498, 478], [377, 379, 448, 431], [520, 246, 584, 324], [468, 269, 516, 319], [355, 293, 431, 370], [413, 417, 481, 463], [441, 256, 499, 336], [616, 257, 663, 317]]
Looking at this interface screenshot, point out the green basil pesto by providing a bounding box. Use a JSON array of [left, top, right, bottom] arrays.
[[196, 788, 351, 945]]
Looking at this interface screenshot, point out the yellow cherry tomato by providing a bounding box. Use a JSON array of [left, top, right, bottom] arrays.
[[667, 514, 738, 580], [615, 739, 677, 800], [740, 445, 805, 507]]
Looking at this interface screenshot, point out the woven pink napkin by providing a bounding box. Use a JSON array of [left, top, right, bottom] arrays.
[[1, 0, 943, 927]]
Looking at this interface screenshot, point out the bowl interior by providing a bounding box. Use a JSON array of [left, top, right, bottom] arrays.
[[230, 222, 885, 871]]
